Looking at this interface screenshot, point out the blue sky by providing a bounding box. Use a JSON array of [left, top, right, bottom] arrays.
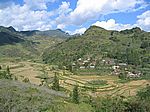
[[0, 0, 150, 34]]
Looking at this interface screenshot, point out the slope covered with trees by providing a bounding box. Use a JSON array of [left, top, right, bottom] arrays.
[[43, 26, 150, 76]]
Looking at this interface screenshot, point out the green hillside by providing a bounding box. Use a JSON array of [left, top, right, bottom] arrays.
[[42, 26, 150, 75]]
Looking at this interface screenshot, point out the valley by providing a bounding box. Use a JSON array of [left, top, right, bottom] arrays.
[[0, 25, 150, 112]]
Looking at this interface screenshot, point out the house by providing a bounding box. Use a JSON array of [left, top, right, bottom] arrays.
[[112, 65, 120, 70], [89, 65, 95, 69], [78, 58, 82, 61], [80, 66, 85, 69], [83, 60, 89, 63], [112, 65, 120, 75], [102, 58, 115, 65], [119, 63, 127, 66], [127, 72, 141, 78], [72, 63, 76, 66]]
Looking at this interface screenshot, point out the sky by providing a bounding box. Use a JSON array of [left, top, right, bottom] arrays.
[[0, 0, 150, 34]]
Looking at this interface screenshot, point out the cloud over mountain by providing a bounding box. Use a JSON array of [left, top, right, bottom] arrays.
[[0, 0, 149, 33]]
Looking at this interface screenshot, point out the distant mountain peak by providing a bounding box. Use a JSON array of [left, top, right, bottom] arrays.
[[84, 25, 107, 35], [131, 27, 142, 32], [56, 28, 63, 32], [7, 26, 16, 32], [88, 25, 106, 30], [120, 27, 142, 34]]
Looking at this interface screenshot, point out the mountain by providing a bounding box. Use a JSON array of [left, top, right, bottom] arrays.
[[0, 26, 69, 59], [20, 29, 70, 38], [0, 26, 24, 45], [42, 26, 150, 72], [0, 26, 70, 40]]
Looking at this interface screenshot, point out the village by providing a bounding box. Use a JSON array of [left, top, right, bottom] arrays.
[[71, 57, 142, 79]]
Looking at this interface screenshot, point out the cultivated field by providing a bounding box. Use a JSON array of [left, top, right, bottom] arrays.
[[1, 60, 150, 97]]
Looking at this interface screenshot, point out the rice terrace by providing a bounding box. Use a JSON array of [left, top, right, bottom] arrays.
[[1, 59, 149, 98], [0, 0, 150, 111]]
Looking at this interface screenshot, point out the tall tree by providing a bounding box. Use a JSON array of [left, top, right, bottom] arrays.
[[6, 66, 10, 74], [72, 85, 79, 104], [52, 72, 59, 91]]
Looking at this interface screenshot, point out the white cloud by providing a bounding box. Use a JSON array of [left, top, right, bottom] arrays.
[[58, 0, 146, 26], [93, 19, 134, 31], [57, 2, 72, 14], [0, 0, 149, 33], [92, 10, 150, 32], [24, 0, 56, 10], [56, 2, 72, 29], [136, 10, 150, 31], [57, 24, 66, 29], [72, 27, 86, 34], [0, 4, 54, 31]]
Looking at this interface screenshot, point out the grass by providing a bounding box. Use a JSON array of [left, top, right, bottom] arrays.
[[115, 79, 131, 84], [0, 79, 67, 112], [86, 80, 108, 87]]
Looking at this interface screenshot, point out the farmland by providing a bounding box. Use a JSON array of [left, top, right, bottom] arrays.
[[1, 60, 149, 98]]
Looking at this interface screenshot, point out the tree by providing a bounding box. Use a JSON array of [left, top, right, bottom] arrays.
[[93, 97, 126, 112], [137, 85, 150, 101], [0, 71, 12, 80], [118, 72, 127, 80], [0, 65, 2, 70], [72, 85, 79, 104], [52, 73, 59, 91], [126, 48, 141, 66], [140, 41, 149, 49], [6, 66, 10, 74]]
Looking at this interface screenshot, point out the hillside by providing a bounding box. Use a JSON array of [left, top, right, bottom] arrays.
[[0, 26, 69, 60], [42, 26, 150, 75], [0, 79, 67, 112], [0, 26, 24, 45], [0, 26, 150, 112]]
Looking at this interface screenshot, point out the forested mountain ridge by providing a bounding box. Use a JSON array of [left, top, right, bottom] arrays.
[[42, 26, 150, 71]]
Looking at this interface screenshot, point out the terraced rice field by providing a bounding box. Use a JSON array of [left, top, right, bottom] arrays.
[[59, 75, 150, 97], [1, 61, 150, 97], [0, 61, 54, 85]]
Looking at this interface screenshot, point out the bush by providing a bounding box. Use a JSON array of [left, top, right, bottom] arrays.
[[0, 71, 12, 80], [22, 77, 30, 83]]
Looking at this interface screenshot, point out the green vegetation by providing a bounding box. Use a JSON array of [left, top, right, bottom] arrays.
[[52, 73, 60, 91], [0, 71, 12, 80], [0, 80, 67, 112], [0, 25, 150, 111], [0, 26, 68, 60], [0, 66, 12, 80], [86, 80, 108, 87], [43, 26, 150, 78], [22, 77, 30, 83], [91, 85, 150, 112], [72, 85, 79, 104]]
